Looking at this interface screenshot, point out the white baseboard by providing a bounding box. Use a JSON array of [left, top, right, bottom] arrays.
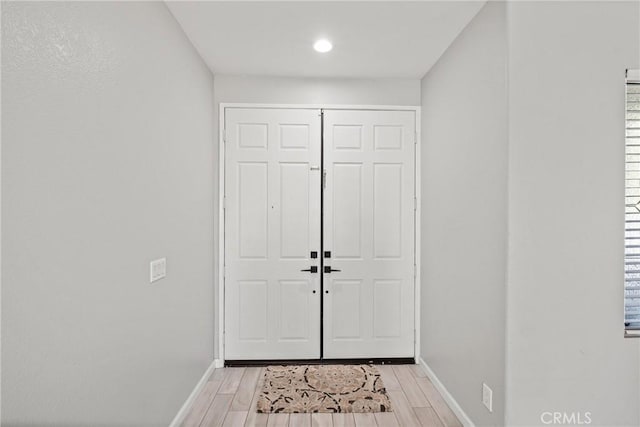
[[418, 357, 475, 427], [214, 358, 224, 368], [169, 360, 217, 427]]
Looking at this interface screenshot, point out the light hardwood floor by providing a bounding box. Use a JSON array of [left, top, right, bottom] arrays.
[[181, 365, 462, 427]]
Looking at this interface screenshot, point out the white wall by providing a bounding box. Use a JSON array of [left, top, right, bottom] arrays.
[[421, 2, 640, 425], [213, 75, 420, 106], [506, 2, 640, 425], [212, 74, 420, 358], [1, 2, 215, 425], [420, 3, 507, 425]]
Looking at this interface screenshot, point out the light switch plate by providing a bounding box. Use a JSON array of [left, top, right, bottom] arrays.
[[482, 383, 493, 412], [150, 258, 166, 283]]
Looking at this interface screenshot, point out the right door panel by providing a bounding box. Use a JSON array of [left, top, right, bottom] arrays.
[[323, 110, 416, 358]]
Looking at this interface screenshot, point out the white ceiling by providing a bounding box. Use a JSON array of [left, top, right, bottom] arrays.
[[166, 1, 485, 79]]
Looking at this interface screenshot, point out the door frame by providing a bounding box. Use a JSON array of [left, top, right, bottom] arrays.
[[217, 103, 422, 366]]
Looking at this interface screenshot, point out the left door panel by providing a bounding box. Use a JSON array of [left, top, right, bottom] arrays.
[[224, 108, 322, 360]]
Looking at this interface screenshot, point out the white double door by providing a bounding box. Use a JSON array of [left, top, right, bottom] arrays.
[[224, 107, 415, 360]]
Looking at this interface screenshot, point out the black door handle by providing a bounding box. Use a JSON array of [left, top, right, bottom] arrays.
[[301, 266, 318, 273], [324, 266, 341, 273]]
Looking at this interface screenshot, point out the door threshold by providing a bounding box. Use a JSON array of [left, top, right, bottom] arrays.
[[224, 357, 415, 367]]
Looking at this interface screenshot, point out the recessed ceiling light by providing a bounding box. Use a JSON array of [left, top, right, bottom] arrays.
[[313, 39, 332, 53]]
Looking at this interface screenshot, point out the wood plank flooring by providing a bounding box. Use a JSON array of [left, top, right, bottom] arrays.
[[182, 365, 462, 427]]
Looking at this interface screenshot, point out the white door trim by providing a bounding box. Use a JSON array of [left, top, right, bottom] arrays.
[[217, 103, 421, 365]]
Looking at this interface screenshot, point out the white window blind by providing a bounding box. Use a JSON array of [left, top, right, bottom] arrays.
[[625, 70, 640, 333]]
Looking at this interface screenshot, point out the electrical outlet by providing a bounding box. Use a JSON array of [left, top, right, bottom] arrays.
[[482, 383, 493, 412], [150, 258, 166, 283]]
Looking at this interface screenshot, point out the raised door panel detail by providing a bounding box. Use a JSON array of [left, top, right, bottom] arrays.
[[279, 280, 311, 341], [331, 280, 362, 340], [322, 109, 415, 359], [238, 280, 268, 341], [374, 125, 403, 150], [238, 123, 268, 149], [225, 108, 321, 360], [333, 125, 362, 150], [280, 124, 309, 149], [373, 280, 402, 338], [280, 163, 309, 259], [374, 164, 402, 259], [333, 163, 362, 259], [238, 162, 268, 259]]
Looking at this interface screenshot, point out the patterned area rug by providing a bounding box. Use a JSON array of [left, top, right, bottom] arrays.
[[256, 364, 392, 414]]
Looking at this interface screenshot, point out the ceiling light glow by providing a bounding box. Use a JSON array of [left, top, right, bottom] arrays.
[[313, 39, 333, 53]]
